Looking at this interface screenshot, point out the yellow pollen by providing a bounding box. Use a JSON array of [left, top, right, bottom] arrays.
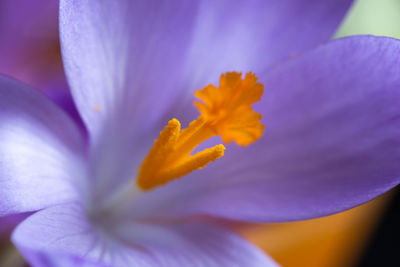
[[137, 72, 265, 191]]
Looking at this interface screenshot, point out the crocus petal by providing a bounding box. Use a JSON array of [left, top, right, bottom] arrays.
[[134, 36, 400, 222], [0, 0, 83, 131], [61, 0, 353, 138], [0, 0, 70, 97], [0, 0, 59, 83], [0, 76, 86, 215], [115, 221, 278, 267], [59, 0, 201, 201], [60, 0, 199, 139], [19, 251, 110, 267], [0, 213, 30, 238], [60, 0, 353, 199], [13, 203, 156, 267], [13, 203, 278, 267]]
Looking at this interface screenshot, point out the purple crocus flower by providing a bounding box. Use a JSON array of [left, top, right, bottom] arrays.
[[1, 0, 400, 266]]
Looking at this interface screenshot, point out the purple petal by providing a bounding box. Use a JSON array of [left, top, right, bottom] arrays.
[[134, 36, 400, 222], [13, 203, 277, 266], [0, 0, 59, 86], [61, 0, 353, 137], [60, 0, 199, 139], [59, 0, 201, 199], [114, 221, 278, 267], [60, 0, 353, 200], [13, 203, 120, 266], [0, 76, 86, 215], [0, 0, 81, 123], [19, 250, 110, 267], [0, 213, 30, 238], [178, 0, 355, 88]]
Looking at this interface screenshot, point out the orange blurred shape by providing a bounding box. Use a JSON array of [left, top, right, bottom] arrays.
[[237, 193, 391, 267]]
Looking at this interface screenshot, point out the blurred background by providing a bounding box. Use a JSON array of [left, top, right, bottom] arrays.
[[0, 0, 399, 266]]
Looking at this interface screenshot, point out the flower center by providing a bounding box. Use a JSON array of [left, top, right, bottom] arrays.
[[137, 72, 265, 191]]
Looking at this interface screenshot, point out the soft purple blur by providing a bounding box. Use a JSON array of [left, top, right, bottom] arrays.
[[0, 0, 82, 125]]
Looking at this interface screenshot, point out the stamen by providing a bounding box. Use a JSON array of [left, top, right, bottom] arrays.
[[194, 72, 264, 146], [137, 72, 264, 191]]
